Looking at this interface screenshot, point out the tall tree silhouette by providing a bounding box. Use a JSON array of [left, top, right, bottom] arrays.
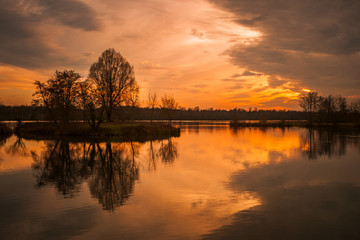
[[299, 91, 319, 125], [89, 48, 139, 122]]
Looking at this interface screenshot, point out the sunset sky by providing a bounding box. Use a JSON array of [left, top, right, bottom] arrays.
[[0, 0, 359, 109]]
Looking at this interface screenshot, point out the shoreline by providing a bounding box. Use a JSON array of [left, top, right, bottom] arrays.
[[229, 120, 360, 130]]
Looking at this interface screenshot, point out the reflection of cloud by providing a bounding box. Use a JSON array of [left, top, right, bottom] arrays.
[[203, 136, 360, 239], [0, 171, 98, 240]]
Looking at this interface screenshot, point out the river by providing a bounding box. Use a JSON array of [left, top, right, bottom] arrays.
[[1, 125, 359, 239]]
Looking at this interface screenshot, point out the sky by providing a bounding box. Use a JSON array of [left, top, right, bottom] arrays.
[[0, 0, 359, 109]]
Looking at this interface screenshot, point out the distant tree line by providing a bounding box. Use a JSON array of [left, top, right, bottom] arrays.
[[299, 92, 360, 125], [0, 104, 307, 121]]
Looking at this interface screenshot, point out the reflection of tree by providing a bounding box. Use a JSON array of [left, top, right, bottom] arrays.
[[31, 138, 178, 211], [0, 136, 8, 147], [31, 140, 92, 197], [6, 137, 28, 157], [158, 138, 178, 164], [147, 140, 158, 171], [0, 136, 8, 164], [88, 142, 139, 211], [301, 129, 356, 160]]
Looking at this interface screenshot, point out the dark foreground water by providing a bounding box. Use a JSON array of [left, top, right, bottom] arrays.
[[1, 126, 360, 240]]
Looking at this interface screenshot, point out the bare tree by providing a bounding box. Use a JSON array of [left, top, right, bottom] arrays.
[[334, 95, 347, 113], [89, 48, 139, 122], [74, 79, 104, 130], [33, 70, 81, 128], [124, 81, 141, 124], [161, 94, 178, 125], [147, 92, 158, 123], [299, 91, 319, 125], [349, 98, 360, 113], [317, 95, 339, 125], [75, 79, 92, 122]]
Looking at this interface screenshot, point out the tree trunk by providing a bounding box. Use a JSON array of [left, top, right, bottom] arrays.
[[106, 108, 112, 122]]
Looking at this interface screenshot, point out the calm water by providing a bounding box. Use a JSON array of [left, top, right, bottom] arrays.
[[1, 126, 360, 239]]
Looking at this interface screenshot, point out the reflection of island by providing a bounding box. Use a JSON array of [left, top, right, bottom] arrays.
[[31, 137, 178, 211], [300, 129, 359, 160]]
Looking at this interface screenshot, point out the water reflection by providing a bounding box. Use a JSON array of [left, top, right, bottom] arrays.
[[1, 126, 360, 239], [0, 135, 8, 147], [31, 138, 178, 210], [0, 135, 10, 163], [159, 138, 178, 164], [32, 140, 92, 197], [88, 142, 139, 211], [147, 140, 157, 171], [6, 137, 29, 157], [202, 129, 360, 240], [301, 129, 359, 160]]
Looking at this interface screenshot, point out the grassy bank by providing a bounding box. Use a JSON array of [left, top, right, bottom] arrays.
[[16, 122, 180, 141]]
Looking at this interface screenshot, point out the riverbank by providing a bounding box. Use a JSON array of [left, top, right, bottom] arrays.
[[229, 120, 360, 130], [15, 122, 180, 141]]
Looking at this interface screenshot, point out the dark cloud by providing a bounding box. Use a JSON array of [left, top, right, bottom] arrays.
[[231, 71, 262, 78], [224, 83, 247, 91], [210, 0, 360, 95], [259, 96, 289, 106], [191, 28, 205, 40], [267, 75, 286, 87], [193, 84, 208, 88], [230, 73, 242, 78], [241, 71, 262, 77], [221, 78, 247, 83], [37, 0, 100, 31], [0, 0, 100, 68]]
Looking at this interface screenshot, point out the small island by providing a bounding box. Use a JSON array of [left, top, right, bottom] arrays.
[[7, 48, 181, 142], [16, 121, 180, 141]]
